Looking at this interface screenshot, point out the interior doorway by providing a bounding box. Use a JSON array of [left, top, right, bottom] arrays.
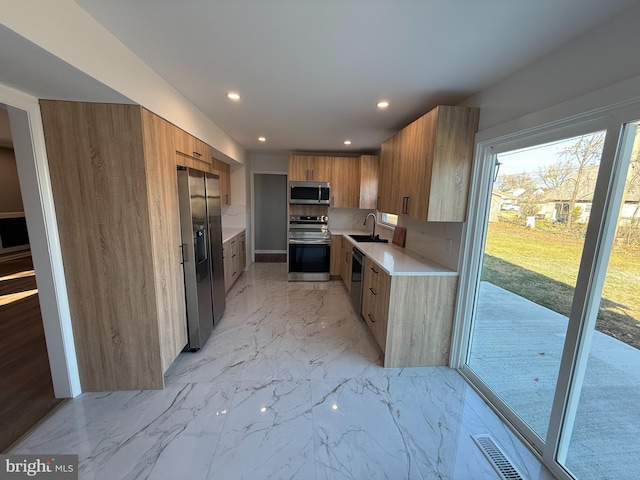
[[253, 173, 287, 263], [0, 106, 62, 451]]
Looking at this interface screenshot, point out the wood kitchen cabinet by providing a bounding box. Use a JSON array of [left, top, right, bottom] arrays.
[[288, 155, 333, 182], [361, 255, 457, 367], [223, 230, 246, 292], [40, 101, 190, 391], [358, 155, 380, 209], [175, 127, 211, 164], [330, 235, 342, 276], [330, 157, 360, 208], [379, 106, 479, 222], [213, 158, 232, 206], [362, 257, 390, 351]]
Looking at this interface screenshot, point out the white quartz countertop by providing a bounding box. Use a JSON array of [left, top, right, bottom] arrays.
[[222, 227, 245, 243], [331, 229, 457, 277]]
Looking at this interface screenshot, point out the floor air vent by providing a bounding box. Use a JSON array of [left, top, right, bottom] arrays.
[[471, 434, 527, 480]]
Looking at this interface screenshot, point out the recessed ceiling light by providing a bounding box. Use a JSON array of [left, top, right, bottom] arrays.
[[343, 140, 352, 145], [377, 101, 389, 108], [226, 92, 240, 101], [258, 136, 266, 142]]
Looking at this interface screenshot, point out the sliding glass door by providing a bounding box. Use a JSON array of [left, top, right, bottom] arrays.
[[467, 130, 606, 446], [459, 113, 640, 480], [557, 121, 640, 480]]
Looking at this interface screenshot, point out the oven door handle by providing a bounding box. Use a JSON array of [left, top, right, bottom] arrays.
[[289, 239, 331, 245]]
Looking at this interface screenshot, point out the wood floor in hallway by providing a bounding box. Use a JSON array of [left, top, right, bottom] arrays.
[[0, 256, 62, 452]]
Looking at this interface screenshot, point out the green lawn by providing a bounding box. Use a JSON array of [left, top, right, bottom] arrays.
[[481, 221, 640, 349]]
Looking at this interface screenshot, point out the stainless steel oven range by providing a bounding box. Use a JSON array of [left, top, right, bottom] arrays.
[[288, 215, 331, 281]]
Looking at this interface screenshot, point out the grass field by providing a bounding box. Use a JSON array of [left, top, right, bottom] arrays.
[[481, 221, 640, 349]]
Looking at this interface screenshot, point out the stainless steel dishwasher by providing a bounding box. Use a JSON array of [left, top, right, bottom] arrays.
[[350, 247, 364, 318]]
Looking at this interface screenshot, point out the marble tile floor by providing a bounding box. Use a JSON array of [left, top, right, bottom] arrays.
[[12, 263, 555, 480]]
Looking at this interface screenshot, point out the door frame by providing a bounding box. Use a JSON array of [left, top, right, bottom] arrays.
[[2, 83, 81, 398], [250, 170, 288, 263]]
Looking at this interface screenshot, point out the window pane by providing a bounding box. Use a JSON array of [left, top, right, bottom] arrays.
[[468, 131, 606, 441], [561, 122, 640, 480], [381, 213, 398, 225]]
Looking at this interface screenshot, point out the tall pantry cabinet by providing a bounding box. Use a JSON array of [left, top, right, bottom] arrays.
[[40, 101, 195, 391]]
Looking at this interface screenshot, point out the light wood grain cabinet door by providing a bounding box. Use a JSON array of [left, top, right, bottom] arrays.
[[288, 155, 313, 181], [330, 235, 342, 276], [219, 161, 231, 206], [362, 258, 390, 352], [310, 156, 333, 182], [331, 157, 359, 208], [358, 155, 379, 209], [378, 134, 403, 215], [288, 155, 333, 182]]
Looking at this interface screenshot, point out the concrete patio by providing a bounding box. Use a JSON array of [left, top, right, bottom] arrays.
[[470, 282, 639, 480]]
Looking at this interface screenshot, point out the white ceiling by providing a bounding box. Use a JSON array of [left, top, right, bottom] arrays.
[[48, 0, 640, 153]]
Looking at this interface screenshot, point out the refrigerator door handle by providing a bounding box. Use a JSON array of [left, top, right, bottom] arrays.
[[180, 244, 186, 264]]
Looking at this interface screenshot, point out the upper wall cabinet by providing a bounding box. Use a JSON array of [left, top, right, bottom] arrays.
[[358, 155, 379, 209], [378, 106, 479, 222], [212, 158, 231, 206], [289, 155, 333, 182], [175, 128, 212, 164], [288, 154, 380, 210], [331, 156, 360, 208]]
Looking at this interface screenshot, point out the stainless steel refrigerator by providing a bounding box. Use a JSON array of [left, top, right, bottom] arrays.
[[177, 166, 226, 351]]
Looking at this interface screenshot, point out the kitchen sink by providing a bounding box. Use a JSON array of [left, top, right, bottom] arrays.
[[349, 234, 389, 243]]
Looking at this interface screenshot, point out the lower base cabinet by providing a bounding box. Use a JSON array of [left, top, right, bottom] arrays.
[[223, 230, 246, 291], [341, 238, 352, 291], [361, 254, 458, 367]]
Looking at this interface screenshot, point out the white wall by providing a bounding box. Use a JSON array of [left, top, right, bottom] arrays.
[[0, 0, 245, 165], [462, 2, 640, 132], [249, 153, 289, 173]]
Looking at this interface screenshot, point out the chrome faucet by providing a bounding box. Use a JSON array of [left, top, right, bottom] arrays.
[[364, 212, 377, 239]]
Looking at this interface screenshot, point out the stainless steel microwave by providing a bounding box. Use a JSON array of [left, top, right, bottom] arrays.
[[290, 181, 330, 205]]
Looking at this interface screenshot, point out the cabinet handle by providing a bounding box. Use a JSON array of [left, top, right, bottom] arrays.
[[193, 151, 202, 158], [371, 266, 378, 274], [179, 244, 186, 264], [367, 313, 375, 323], [369, 287, 377, 296], [376, 196, 380, 210], [405, 196, 410, 214]]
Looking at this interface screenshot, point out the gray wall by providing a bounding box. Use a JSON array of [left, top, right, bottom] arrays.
[[254, 173, 287, 252], [0, 147, 24, 213]]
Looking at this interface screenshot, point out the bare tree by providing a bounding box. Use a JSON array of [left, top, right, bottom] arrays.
[[537, 161, 573, 190], [616, 128, 640, 243], [558, 132, 605, 230]]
